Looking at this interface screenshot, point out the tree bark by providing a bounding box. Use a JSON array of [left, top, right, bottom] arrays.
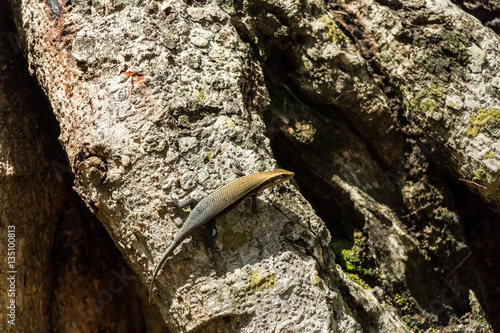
[[0, 11, 59, 330], [0, 5, 167, 332], [2, 0, 499, 331]]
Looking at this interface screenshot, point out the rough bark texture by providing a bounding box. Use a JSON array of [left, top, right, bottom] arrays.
[[0, 5, 167, 332], [2, 0, 499, 332]]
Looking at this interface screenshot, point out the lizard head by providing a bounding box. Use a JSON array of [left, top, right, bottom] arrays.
[[260, 169, 294, 190]]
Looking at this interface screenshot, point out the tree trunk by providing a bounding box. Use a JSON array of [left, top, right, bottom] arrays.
[[1, 0, 498, 331], [0, 5, 167, 332]]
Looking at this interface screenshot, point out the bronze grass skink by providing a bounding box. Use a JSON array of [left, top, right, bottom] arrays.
[[149, 169, 294, 302]]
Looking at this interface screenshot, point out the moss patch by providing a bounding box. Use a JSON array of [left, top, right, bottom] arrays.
[[484, 152, 495, 159], [419, 30, 471, 81], [469, 290, 492, 328], [473, 168, 492, 183], [406, 85, 445, 115], [319, 15, 346, 43], [219, 228, 251, 251], [334, 231, 378, 289], [467, 108, 500, 138], [440, 31, 471, 65], [245, 270, 276, 292], [393, 293, 423, 331], [394, 293, 413, 313], [197, 89, 206, 101]]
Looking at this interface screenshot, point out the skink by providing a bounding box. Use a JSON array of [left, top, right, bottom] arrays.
[[149, 169, 294, 302]]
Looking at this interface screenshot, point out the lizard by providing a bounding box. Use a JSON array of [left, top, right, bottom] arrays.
[[149, 169, 294, 302]]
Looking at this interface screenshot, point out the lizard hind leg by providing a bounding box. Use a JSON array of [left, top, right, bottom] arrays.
[[202, 219, 220, 266], [172, 197, 198, 210], [203, 219, 218, 248], [250, 194, 257, 214]]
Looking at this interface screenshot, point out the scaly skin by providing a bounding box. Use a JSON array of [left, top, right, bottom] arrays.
[[149, 169, 294, 302]]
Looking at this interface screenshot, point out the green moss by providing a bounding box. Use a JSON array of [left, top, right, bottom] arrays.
[[429, 87, 445, 98], [467, 108, 500, 138], [473, 168, 491, 182], [407, 85, 445, 114], [245, 270, 276, 292], [484, 152, 495, 159], [319, 15, 346, 43], [334, 231, 377, 289], [441, 31, 471, 65], [219, 229, 251, 251], [395, 293, 412, 312], [469, 290, 492, 328], [393, 293, 424, 331], [419, 97, 438, 113], [197, 90, 206, 101], [205, 151, 213, 161], [345, 272, 372, 289], [419, 30, 472, 81]]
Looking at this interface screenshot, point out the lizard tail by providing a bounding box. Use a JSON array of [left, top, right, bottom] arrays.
[[148, 240, 178, 303]]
